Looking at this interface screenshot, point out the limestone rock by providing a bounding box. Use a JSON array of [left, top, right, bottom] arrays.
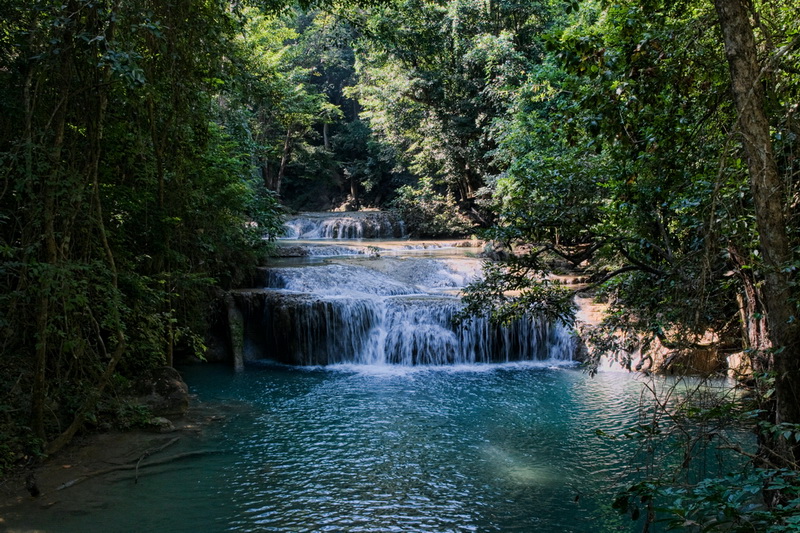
[[136, 366, 190, 417], [149, 416, 175, 432], [726, 351, 752, 380]]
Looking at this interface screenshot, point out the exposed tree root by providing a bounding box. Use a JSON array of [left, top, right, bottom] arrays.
[[54, 439, 217, 492], [135, 437, 180, 484]]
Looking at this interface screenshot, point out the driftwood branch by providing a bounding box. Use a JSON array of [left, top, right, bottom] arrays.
[[135, 437, 180, 484]]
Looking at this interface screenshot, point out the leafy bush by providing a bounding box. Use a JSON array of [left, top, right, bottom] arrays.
[[390, 177, 474, 238], [607, 373, 800, 532]]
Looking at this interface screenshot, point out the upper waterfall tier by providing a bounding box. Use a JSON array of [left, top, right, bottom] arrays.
[[258, 260, 479, 295], [282, 211, 407, 240]]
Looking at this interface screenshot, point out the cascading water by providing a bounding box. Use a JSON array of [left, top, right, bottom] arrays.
[[236, 288, 574, 366], [236, 212, 579, 366], [282, 211, 407, 239]]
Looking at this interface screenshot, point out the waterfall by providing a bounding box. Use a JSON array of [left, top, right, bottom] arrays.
[[282, 211, 407, 239], [261, 264, 422, 296], [227, 210, 579, 367], [233, 273, 577, 366]]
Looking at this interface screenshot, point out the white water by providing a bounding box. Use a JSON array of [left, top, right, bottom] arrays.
[[282, 211, 407, 239], [242, 212, 578, 367]]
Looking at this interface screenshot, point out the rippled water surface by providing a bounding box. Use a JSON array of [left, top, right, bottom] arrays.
[[202, 363, 648, 532], [105, 365, 652, 531], [7, 364, 660, 533]]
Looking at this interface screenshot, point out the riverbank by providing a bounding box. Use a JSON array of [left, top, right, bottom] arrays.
[[0, 401, 241, 532]]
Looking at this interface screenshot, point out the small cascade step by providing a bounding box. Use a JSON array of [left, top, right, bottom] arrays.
[[282, 211, 407, 239]]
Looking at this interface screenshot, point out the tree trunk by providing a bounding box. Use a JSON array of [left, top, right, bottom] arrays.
[[729, 245, 771, 369], [260, 157, 273, 190], [714, 0, 800, 454], [32, 297, 49, 440], [275, 126, 294, 196], [350, 176, 359, 208], [147, 96, 166, 210]]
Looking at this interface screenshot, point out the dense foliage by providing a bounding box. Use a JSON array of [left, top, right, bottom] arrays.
[[0, 0, 287, 464], [469, 0, 774, 354]]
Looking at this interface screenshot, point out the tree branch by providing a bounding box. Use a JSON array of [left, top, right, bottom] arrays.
[[570, 265, 644, 295]]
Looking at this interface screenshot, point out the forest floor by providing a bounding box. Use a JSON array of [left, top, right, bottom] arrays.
[[0, 401, 239, 531]]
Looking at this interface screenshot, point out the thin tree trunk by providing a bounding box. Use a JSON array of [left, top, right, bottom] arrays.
[[260, 157, 272, 190], [32, 297, 49, 440], [275, 126, 294, 196], [31, 34, 71, 440], [25, 62, 47, 439], [729, 245, 771, 367], [350, 175, 359, 207], [714, 0, 800, 454], [166, 289, 174, 368], [148, 96, 166, 210]]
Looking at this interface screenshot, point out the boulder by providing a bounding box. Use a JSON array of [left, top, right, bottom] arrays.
[[135, 366, 190, 418], [149, 416, 176, 432]]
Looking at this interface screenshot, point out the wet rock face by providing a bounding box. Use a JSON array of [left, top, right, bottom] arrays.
[[274, 245, 310, 257], [135, 366, 190, 417]]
